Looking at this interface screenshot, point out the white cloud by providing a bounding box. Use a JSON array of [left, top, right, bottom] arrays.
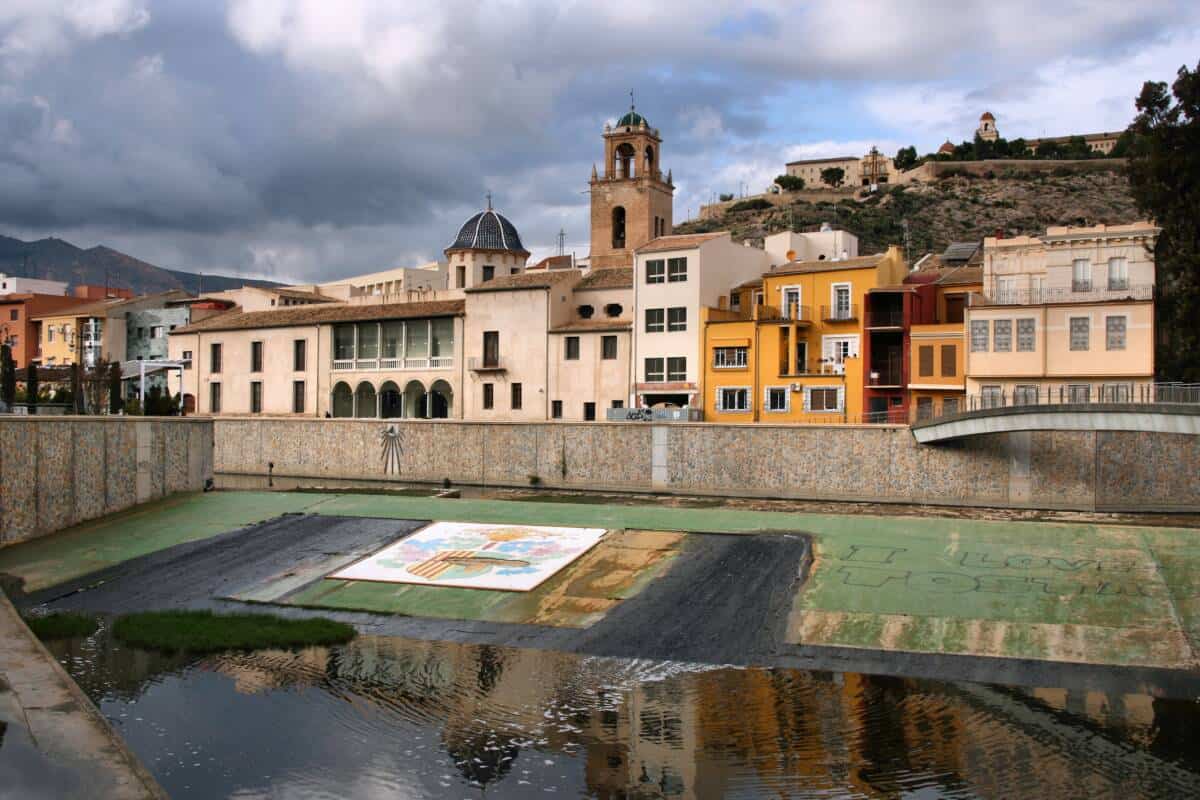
[[0, 1, 149, 77]]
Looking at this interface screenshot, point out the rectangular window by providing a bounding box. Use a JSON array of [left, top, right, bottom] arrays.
[[511, 382, 522, 410], [644, 357, 665, 382], [482, 383, 494, 410], [333, 324, 355, 360], [717, 387, 749, 411], [1106, 316, 1126, 350], [210, 342, 223, 373], [482, 265, 495, 282], [667, 257, 687, 282], [918, 345, 933, 377], [292, 380, 305, 413], [667, 307, 687, 332], [942, 397, 958, 416], [431, 317, 454, 360], [151, 326, 164, 339], [667, 357, 686, 381], [916, 396, 933, 420], [729, 292, 741, 311], [1016, 318, 1035, 352], [456, 265, 466, 288], [970, 320, 989, 352], [565, 336, 580, 360], [1101, 383, 1131, 402], [601, 335, 618, 360], [646, 259, 665, 284], [1107, 257, 1128, 291], [1069, 317, 1089, 351], [832, 284, 852, 319], [1072, 259, 1091, 292], [981, 385, 1002, 409], [584, 402, 596, 421], [645, 308, 665, 333], [611, 400, 624, 409], [807, 387, 841, 412], [993, 320, 1012, 352], [181, 350, 193, 366], [48, 327, 54, 342], [713, 347, 748, 368], [251, 340, 264, 372], [8, 309, 16, 321], [551, 399, 562, 419], [940, 345, 956, 377], [766, 387, 788, 412], [1014, 384, 1039, 406], [356, 323, 378, 359], [293, 339, 306, 371], [138, 327, 146, 339], [1068, 384, 1091, 403], [250, 381, 263, 413], [945, 294, 966, 324], [483, 331, 499, 367], [782, 287, 802, 319], [209, 381, 221, 413]]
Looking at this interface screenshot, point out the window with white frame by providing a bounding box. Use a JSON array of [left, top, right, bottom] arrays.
[[822, 335, 859, 365], [765, 386, 789, 412], [831, 284, 852, 319], [644, 357, 665, 382], [1068, 384, 1091, 403], [980, 385, 1002, 408], [667, 307, 687, 332], [782, 287, 801, 319], [993, 320, 1012, 351], [1105, 316, 1126, 350], [970, 320, 989, 351], [645, 308, 665, 332], [804, 385, 843, 412], [666, 357, 686, 381], [667, 257, 687, 282], [1069, 317, 1089, 350], [1013, 384, 1039, 405], [996, 277, 1017, 304], [1072, 259, 1091, 291], [729, 292, 741, 311], [1107, 257, 1128, 290], [1016, 318, 1035, 351], [1100, 383, 1131, 402], [713, 347, 748, 368], [646, 259, 665, 284], [716, 386, 750, 412]]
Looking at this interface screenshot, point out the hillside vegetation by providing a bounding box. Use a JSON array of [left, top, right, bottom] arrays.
[[676, 166, 1141, 255]]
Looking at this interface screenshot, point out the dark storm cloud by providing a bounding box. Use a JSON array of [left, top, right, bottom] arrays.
[[1, 1, 1197, 281]]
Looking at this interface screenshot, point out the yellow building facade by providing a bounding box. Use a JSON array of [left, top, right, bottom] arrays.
[[702, 247, 905, 423]]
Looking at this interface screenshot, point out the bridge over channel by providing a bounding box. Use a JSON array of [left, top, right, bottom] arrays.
[[911, 385, 1200, 444]]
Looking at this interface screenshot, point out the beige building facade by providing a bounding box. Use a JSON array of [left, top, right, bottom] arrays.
[[965, 222, 1159, 404]]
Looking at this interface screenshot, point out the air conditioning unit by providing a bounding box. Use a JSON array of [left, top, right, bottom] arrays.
[[790, 383, 803, 392]]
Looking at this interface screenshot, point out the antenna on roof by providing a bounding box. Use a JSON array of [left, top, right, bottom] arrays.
[[485, 191, 493, 211], [557, 229, 566, 257]]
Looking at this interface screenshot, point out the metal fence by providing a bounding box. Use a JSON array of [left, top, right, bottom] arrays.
[[922, 382, 1200, 421]]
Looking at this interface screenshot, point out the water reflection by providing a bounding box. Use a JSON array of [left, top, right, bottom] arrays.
[[47, 628, 1200, 799]]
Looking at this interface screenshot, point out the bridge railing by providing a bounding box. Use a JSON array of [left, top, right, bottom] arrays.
[[921, 382, 1200, 422]]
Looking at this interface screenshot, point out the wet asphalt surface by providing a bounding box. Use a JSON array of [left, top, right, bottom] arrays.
[[12, 513, 1198, 698]]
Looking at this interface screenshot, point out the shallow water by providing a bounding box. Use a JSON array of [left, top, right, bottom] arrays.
[[45, 626, 1200, 799]]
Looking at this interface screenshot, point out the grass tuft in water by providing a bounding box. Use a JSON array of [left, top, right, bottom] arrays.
[[111, 610, 356, 654], [24, 612, 99, 640]]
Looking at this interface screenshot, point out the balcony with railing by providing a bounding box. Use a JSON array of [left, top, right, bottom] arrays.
[[1071, 278, 1092, 293], [867, 359, 903, 387], [331, 353, 453, 371], [820, 304, 858, 323], [865, 309, 904, 328], [468, 355, 506, 372], [970, 284, 1154, 307], [779, 358, 847, 377]]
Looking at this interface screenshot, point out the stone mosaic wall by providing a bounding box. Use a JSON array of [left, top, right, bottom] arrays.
[[0, 417, 213, 547], [213, 418, 1200, 512]]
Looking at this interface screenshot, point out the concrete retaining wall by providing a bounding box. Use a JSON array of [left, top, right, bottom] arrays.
[[0, 417, 213, 547], [212, 419, 1200, 512]]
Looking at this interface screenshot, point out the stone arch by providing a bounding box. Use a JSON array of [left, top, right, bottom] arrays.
[[429, 379, 453, 419], [644, 144, 655, 175], [354, 381, 377, 418], [402, 379, 427, 419], [615, 142, 636, 178], [611, 206, 626, 250], [331, 381, 354, 418], [379, 380, 403, 418]]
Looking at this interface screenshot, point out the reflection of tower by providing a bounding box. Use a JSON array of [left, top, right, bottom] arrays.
[[589, 96, 675, 269]]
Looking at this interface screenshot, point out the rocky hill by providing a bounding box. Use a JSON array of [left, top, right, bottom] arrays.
[[0, 234, 282, 295], [675, 165, 1142, 255]]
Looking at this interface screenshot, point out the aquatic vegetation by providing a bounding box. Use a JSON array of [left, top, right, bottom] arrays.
[[24, 611, 99, 640], [111, 610, 355, 654]]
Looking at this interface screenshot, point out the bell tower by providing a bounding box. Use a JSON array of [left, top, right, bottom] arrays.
[[588, 98, 674, 269]]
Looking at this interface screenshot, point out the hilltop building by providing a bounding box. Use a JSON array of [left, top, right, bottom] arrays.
[[785, 150, 898, 188], [0, 274, 67, 296]]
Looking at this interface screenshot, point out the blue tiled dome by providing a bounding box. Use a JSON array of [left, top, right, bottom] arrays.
[[448, 209, 526, 253]]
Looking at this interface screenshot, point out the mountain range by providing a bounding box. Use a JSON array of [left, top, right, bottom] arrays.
[[0, 234, 282, 296]]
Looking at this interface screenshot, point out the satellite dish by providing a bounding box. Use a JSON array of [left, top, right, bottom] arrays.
[[786, 249, 796, 261]]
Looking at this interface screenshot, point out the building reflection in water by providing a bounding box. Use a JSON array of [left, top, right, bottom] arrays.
[[48, 630, 1200, 799]]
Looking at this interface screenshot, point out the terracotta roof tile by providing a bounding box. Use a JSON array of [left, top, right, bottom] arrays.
[[465, 269, 582, 293], [173, 299, 464, 333], [772, 253, 886, 276], [576, 267, 632, 290], [274, 288, 339, 303], [634, 232, 727, 253]]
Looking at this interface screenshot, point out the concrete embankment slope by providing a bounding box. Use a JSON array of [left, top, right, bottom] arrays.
[[0, 591, 167, 799]]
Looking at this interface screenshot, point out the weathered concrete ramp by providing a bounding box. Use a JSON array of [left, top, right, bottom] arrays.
[[0, 592, 166, 799]]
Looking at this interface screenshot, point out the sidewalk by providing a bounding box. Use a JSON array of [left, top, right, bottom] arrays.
[[0, 592, 167, 799]]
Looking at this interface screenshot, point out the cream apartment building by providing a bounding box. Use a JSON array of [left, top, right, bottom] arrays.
[[965, 222, 1158, 405]]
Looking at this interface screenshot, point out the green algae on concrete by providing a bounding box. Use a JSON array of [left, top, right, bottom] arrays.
[[0, 491, 340, 593]]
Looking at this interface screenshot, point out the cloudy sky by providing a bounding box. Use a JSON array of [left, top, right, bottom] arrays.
[[2, 1, 1198, 283]]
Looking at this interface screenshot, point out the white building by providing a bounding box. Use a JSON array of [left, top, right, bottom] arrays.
[[0, 273, 68, 296]]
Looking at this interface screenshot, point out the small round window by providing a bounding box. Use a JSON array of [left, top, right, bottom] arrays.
[[578, 305, 595, 319], [605, 303, 623, 317]]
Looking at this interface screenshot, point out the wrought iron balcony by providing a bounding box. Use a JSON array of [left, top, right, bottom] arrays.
[[469, 356, 506, 372], [820, 304, 858, 322]]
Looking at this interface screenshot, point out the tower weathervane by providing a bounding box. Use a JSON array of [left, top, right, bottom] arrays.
[[630, 89, 635, 111]]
